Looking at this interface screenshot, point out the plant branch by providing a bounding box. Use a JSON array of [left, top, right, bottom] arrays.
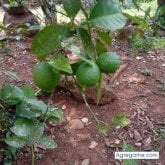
[[72, 76, 100, 127], [31, 145, 35, 165], [42, 88, 55, 123]]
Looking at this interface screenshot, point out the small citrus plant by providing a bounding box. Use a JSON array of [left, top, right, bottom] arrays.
[[31, 0, 125, 91], [31, 0, 126, 133]]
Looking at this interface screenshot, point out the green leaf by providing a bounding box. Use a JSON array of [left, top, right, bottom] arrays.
[[45, 108, 64, 125], [89, 0, 126, 30], [95, 39, 107, 55], [30, 123, 45, 143], [10, 118, 35, 137], [37, 135, 57, 149], [21, 86, 36, 99], [99, 126, 109, 135], [64, 44, 92, 63], [123, 143, 139, 165], [1, 70, 19, 80], [96, 30, 112, 45], [28, 25, 41, 31], [78, 28, 96, 60], [0, 84, 24, 105], [96, 72, 103, 105], [24, 98, 47, 114], [16, 102, 41, 119], [49, 55, 73, 74], [111, 114, 130, 127], [5, 136, 27, 148], [31, 24, 68, 60], [123, 13, 149, 29], [62, 0, 81, 18]]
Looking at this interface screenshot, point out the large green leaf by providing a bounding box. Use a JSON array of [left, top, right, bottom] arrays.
[[31, 24, 68, 60], [89, 0, 126, 30], [24, 98, 47, 114], [5, 136, 27, 148], [49, 55, 73, 74], [37, 135, 57, 149], [10, 118, 35, 137], [78, 28, 96, 60], [30, 123, 45, 143], [0, 84, 24, 105], [96, 30, 112, 45], [62, 0, 81, 18], [16, 101, 41, 119]]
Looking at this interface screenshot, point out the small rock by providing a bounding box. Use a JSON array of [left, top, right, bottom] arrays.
[[69, 119, 84, 130], [144, 137, 152, 146], [134, 130, 142, 142], [81, 118, 88, 124], [61, 105, 66, 110], [136, 56, 143, 60], [82, 159, 90, 165], [68, 108, 78, 119], [114, 139, 120, 144], [74, 160, 79, 165], [115, 126, 121, 129], [89, 141, 98, 149], [77, 134, 91, 141], [162, 63, 165, 67], [69, 137, 77, 147], [135, 142, 142, 147], [66, 116, 71, 121], [128, 132, 134, 139], [104, 138, 111, 147]]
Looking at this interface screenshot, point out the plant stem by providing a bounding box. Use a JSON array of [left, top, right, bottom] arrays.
[[80, 91, 100, 127], [96, 73, 103, 106], [42, 88, 55, 123], [31, 145, 35, 165], [80, 4, 97, 60], [72, 76, 100, 127]]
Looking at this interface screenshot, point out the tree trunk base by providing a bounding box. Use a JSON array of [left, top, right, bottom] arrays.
[[58, 76, 116, 105]]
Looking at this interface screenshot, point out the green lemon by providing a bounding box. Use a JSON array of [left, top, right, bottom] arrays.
[[33, 61, 60, 91], [76, 62, 100, 88], [96, 52, 120, 73]]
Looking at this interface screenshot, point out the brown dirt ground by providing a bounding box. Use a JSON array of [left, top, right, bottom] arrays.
[[0, 38, 165, 165]]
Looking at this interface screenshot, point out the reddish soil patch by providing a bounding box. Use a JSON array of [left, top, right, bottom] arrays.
[[0, 39, 165, 165]]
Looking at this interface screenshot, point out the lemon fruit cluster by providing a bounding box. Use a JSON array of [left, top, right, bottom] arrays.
[[32, 52, 120, 90], [33, 61, 60, 91]]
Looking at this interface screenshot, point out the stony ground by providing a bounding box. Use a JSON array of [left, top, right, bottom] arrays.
[[0, 37, 164, 165]]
